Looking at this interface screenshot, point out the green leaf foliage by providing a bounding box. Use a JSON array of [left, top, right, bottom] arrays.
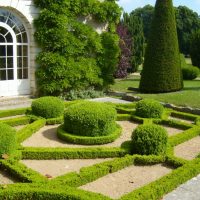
[[176, 6, 200, 55], [190, 30, 200, 69], [140, 0, 183, 93], [182, 65, 199, 80], [180, 53, 199, 80], [31, 96, 65, 119], [64, 102, 117, 137], [34, 0, 121, 95], [0, 123, 17, 156], [99, 32, 120, 87], [131, 5, 200, 55], [132, 124, 168, 155], [122, 13, 145, 72]]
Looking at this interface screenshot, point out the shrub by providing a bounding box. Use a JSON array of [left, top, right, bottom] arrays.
[[31, 96, 64, 119], [64, 102, 117, 137], [190, 30, 200, 69], [139, 0, 183, 93], [180, 53, 187, 68], [182, 65, 199, 80], [0, 123, 17, 156], [62, 88, 104, 101], [131, 124, 168, 155], [135, 99, 164, 118]]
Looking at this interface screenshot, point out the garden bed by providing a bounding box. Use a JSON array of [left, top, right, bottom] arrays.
[[80, 164, 172, 199], [0, 102, 200, 200], [21, 158, 112, 178], [22, 121, 139, 148], [174, 136, 200, 160]]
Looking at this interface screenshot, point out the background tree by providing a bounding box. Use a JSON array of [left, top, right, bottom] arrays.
[[122, 13, 144, 72], [176, 6, 200, 55], [130, 5, 154, 41], [130, 5, 200, 55], [190, 30, 200, 68], [139, 0, 183, 93], [115, 23, 133, 78]]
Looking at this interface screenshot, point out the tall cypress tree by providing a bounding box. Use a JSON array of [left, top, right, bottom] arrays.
[[139, 0, 183, 93]]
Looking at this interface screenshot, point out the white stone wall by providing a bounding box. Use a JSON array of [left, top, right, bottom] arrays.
[[0, 0, 108, 96]]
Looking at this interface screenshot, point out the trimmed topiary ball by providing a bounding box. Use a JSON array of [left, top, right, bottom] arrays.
[[0, 123, 17, 156], [31, 96, 64, 119], [135, 99, 164, 118], [131, 124, 168, 155], [64, 102, 117, 137], [182, 65, 199, 80]]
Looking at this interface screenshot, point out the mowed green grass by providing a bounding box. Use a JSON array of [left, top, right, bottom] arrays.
[[110, 75, 200, 108]]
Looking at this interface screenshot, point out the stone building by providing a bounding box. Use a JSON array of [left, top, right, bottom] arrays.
[[0, 0, 107, 96]]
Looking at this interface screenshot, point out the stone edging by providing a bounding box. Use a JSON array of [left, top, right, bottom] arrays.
[[108, 92, 200, 115]]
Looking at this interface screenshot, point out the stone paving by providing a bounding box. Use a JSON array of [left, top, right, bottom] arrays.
[[0, 96, 32, 110], [0, 95, 200, 199], [163, 174, 200, 200]]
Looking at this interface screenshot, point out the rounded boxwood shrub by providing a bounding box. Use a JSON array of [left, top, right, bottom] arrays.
[[0, 123, 17, 156], [31, 96, 64, 119], [64, 102, 117, 137], [182, 65, 199, 80], [131, 124, 168, 155], [135, 99, 164, 118]]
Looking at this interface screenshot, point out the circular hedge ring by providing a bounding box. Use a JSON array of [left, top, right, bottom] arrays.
[[0, 123, 17, 156], [64, 102, 117, 137], [31, 96, 65, 119], [135, 99, 164, 118], [57, 124, 122, 145], [131, 124, 168, 155]]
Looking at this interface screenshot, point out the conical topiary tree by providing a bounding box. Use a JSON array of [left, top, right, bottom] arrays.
[[139, 0, 183, 93]]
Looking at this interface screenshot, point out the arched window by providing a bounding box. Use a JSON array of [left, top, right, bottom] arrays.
[[0, 9, 28, 81]]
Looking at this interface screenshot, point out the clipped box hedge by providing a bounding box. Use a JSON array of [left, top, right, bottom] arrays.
[[0, 123, 17, 156], [31, 96, 64, 119], [57, 124, 122, 145]]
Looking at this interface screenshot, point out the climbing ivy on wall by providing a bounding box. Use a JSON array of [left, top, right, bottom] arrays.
[[34, 0, 121, 96]]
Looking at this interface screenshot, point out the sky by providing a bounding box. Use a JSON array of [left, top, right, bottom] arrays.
[[117, 0, 200, 14]]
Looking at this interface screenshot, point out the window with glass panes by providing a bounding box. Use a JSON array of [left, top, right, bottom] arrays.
[[0, 9, 28, 81]]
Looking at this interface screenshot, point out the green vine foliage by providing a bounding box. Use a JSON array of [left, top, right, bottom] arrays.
[[34, 0, 121, 95]]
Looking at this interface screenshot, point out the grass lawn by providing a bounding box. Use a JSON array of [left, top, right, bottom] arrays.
[[110, 75, 200, 108]]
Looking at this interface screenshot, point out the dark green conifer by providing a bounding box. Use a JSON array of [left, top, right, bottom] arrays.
[[139, 0, 183, 93]]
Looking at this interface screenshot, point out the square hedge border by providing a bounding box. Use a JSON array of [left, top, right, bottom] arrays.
[[0, 102, 200, 200]]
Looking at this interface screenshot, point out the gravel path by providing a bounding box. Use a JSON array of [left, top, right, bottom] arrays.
[[0, 171, 17, 184], [174, 136, 200, 160], [22, 121, 138, 148], [169, 116, 194, 124], [90, 97, 132, 104], [162, 125, 185, 136], [21, 158, 112, 178]]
